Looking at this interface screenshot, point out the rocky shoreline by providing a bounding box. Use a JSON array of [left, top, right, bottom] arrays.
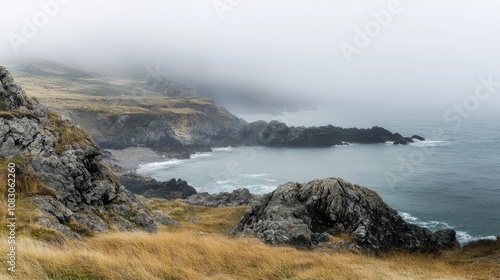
[[1, 65, 488, 256], [94, 117, 425, 159]]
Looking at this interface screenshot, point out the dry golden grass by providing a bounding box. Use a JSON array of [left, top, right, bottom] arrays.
[[0, 199, 498, 279], [144, 199, 249, 233], [47, 111, 95, 153], [2, 230, 497, 280], [15, 73, 215, 117]]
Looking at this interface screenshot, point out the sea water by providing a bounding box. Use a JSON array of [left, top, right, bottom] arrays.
[[137, 106, 500, 244]]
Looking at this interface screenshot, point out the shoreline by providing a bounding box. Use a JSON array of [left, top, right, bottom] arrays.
[[104, 146, 498, 246]]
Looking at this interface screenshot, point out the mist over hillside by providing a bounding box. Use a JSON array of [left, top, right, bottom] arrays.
[[1, 1, 500, 116]]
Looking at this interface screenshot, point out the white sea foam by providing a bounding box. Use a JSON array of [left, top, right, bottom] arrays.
[[215, 180, 232, 185], [137, 151, 214, 173], [239, 173, 269, 178], [400, 212, 496, 245], [410, 140, 452, 147], [137, 159, 186, 173], [191, 152, 214, 159], [213, 147, 234, 152], [455, 231, 497, 245], [333, 142, 353, 147]]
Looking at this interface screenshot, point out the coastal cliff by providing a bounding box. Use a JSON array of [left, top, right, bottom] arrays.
[[0, 66, 156, 241], [1, 65, 498, 279], [12, 61, 423, 159]]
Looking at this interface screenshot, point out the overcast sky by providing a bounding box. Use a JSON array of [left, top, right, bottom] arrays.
[[1, 0, 500, 112]]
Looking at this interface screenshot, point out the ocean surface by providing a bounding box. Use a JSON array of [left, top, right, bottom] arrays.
[[137, 106, 500, 244]]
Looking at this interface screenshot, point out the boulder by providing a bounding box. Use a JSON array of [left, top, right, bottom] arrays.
[[231, 177, 457, 252]]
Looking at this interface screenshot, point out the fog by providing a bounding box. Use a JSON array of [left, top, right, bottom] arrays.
[[1, 0, 500, 114]]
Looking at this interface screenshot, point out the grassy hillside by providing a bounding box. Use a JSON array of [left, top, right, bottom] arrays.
[[1, 199, 498, 280]]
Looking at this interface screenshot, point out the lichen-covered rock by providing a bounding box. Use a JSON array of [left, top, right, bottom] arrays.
[[231, 177, 458, 252], [0, 66, 156, 239]]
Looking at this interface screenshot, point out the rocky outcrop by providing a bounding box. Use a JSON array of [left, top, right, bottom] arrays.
[[182, 188, 259, 207], [231, 178, 458, 252], [119, 173, 197, 199], [393, 135, 425, 145], [0, 66, 156, 239], [236, 121, 424, 147]]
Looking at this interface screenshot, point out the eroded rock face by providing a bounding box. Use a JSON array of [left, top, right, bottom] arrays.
[[0, 66, 156, 239], [231, 178, 458, 251]]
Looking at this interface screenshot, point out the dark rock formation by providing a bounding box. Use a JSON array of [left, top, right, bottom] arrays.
[[236, 121, 423, 147], [119, 173, 197, 199], [182, 188, 259, 207], [0, 66, 156, 239], [231, 177, 458, 252], [411, 135, 425, 141]]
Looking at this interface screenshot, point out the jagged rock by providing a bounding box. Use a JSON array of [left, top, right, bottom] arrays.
[[311, 232, 331, 244], [231, 177, 457, 252], [0, 66, 157, 239], [412, 135, 425, 141], [182, 188, 259, 207], [38, 216, 81, 242], [435, 229, 459, 248], [130, 209, 156, 233], [110, 216, 135, 231], [120, 173, 197, 199], [151, 210, 180, 226]]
